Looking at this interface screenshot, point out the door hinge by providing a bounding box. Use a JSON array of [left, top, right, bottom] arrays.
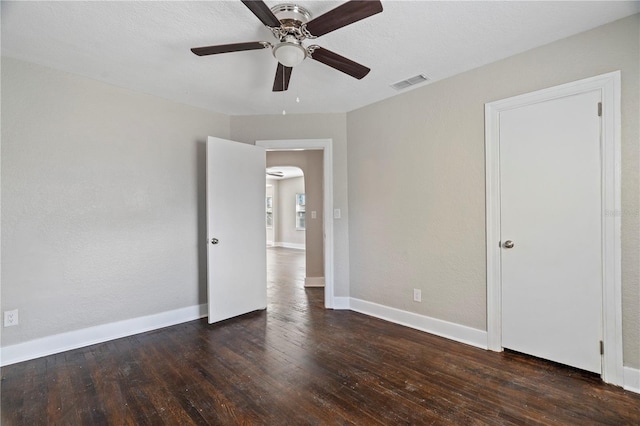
[[599, 340, 604, 355], [597, 102, 602, 117]]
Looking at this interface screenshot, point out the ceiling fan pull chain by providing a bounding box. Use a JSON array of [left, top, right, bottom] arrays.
[[282, 66, 287, 115]]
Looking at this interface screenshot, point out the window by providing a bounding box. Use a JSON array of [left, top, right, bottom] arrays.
[[266, 196, 273, 228], [295, 193, 305, 230]]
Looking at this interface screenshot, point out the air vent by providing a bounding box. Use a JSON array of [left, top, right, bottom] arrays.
[[390, 74, 429, 91]]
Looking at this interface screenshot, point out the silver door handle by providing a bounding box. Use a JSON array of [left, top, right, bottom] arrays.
[[503, 240, 514, 249], [211, 238, 219, 245]]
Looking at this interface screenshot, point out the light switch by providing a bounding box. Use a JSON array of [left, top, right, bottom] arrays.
[[311, 211, 317, 219], [334, 209, 341, 219]]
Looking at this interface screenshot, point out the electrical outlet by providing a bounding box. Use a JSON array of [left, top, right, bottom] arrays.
[[413, 289, 422, 302], [4, 309, 19, 327]]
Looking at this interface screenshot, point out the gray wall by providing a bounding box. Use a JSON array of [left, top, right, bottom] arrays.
[[267, 151, 324, 279], [1, 58, 229, 346], [346, 15, 639, 368], [230, 114, 350, 297]]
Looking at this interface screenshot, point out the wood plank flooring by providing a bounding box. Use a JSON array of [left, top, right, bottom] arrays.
[[2, 247, 639, 425]]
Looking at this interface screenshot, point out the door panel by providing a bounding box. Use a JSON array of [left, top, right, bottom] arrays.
[[500, 90, 602, 373], [207, 137, 266, 323]]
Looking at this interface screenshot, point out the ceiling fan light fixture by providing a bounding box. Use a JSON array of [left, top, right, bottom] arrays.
[[273, 40, 306, 67]]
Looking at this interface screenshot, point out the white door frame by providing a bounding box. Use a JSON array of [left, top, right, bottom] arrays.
[[485, 71, 622, 385], [256, 139, 335, 309]]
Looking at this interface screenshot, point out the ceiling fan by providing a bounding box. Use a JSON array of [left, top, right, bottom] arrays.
[[191, 0, 383, 92]]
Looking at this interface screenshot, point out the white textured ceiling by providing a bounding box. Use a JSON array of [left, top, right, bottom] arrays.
[[2, 1, 638, 116]]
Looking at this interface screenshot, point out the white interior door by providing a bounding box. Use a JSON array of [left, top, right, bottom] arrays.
[[207, 136, 266, 323], [500, 90, 603, 373]]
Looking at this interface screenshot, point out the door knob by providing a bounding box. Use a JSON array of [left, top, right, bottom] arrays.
[[503, 240, 514, 249], [211, 238, 219, 245]]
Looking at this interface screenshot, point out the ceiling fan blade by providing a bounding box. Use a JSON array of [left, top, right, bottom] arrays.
[[310, 47, 370, 80], [241, 0, 282, 28], [273, 63, 293, 92], [191, 42, 268, 56], [305, 0, 383, 38]]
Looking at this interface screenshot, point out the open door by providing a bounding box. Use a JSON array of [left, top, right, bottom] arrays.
[[207, 136, 266, 323]]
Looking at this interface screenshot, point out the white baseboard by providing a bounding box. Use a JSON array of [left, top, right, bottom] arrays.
[[0, 304, 208, 367], [349, 298, 488, 350], [304, 276, 325, 287], [624, 366, 640, 394], [275, 242, 305, 250], [331, 297, 351, 310]]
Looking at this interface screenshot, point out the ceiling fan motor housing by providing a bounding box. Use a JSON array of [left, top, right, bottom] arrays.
[[270, 4, 313, 67], [270, 3, 312, 37]]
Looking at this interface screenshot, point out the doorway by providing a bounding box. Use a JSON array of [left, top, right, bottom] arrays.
[[265, 165, 309, 307], [485, 72, 622, 385], [256, 139, 335, 309]]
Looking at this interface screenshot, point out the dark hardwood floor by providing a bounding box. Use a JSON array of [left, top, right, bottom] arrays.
[[2, 247, 639, 425]]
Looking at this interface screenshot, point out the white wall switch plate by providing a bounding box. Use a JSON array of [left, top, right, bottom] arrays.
[[4, 309, 19, 327], [334, 209, 341, 219], [311, 211, 317, 219], [413, 289, 422, 302]]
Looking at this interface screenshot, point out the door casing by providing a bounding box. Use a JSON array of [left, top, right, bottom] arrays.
[[484, 71, 622, 385], [256, 139, 335, 309]]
